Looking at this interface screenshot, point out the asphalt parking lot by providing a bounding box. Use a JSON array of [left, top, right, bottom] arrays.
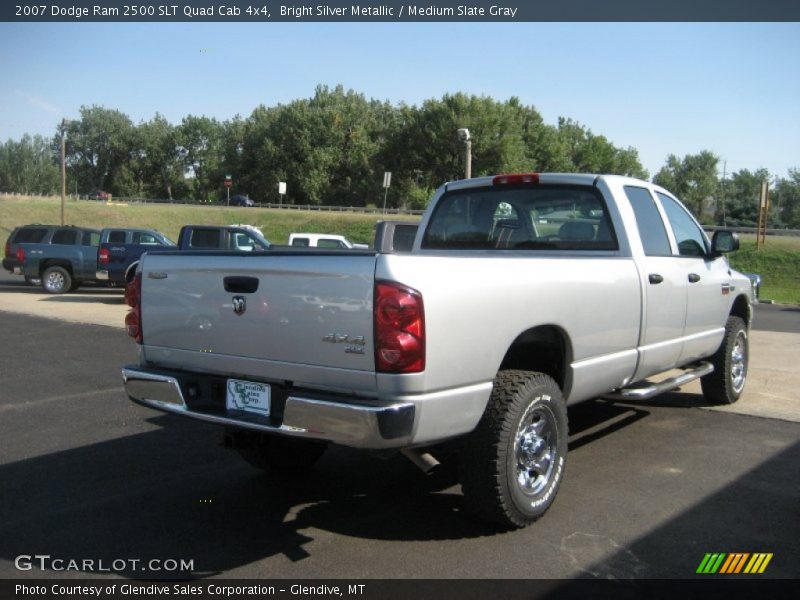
[[0, 274, 798, 581]]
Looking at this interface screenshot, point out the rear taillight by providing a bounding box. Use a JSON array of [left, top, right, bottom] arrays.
[[374, 282, 425, 373], [99, 248, 109, 265], [493, 173, 540, 185], [4, 242, 10, 257], [16, 247, 25, 264], [125, 272, 142, 343]]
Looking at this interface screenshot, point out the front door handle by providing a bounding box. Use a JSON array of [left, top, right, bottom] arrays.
[[688, 273, 701, 283], [648, 273, 664, 284]]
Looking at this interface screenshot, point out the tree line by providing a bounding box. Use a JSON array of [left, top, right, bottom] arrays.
[[1, 84, 798, 227]]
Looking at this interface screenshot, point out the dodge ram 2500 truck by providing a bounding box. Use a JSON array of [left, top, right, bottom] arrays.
[[122, 173, 753, 528]]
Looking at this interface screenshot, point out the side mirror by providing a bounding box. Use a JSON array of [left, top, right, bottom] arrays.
[[711, 230, 739, 256]]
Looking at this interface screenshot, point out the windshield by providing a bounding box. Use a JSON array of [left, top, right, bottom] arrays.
[[421, 185, 617, 251]]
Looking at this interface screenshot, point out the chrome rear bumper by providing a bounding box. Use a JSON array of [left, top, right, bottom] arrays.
[[122, 366, 415, 449]]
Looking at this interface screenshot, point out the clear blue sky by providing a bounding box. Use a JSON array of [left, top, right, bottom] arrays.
[[1, 22, 798, 179]]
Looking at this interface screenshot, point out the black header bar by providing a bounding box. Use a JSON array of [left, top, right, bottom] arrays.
[[3, 0, 800, 22]]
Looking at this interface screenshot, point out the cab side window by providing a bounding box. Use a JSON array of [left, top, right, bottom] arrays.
[[656, 192, 708, 257]]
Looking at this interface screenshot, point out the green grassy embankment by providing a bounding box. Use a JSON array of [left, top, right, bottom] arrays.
[[0, 195, 416, 247], [2, 195, 798, 304]]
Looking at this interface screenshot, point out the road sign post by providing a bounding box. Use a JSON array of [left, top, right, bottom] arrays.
[[278, 181, 286, 206], [224, 175, 232, 206], [382, 171, 391, 214]]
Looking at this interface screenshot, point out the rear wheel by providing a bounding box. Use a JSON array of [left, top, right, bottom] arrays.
[[459, 370, 568, 528], [701, 316, 748, 404], [236, 433, 327, 474], [41, 266, 72, 294]]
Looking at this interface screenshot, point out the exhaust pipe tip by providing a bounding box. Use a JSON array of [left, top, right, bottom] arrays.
[[401, 448, 440, 475]]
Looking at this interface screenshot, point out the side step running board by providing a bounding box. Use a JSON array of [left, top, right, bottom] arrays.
[[604, 362, 714, 401]]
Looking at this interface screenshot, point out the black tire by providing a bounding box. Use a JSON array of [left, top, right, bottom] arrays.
[[237, 433, 327, 474], [41, 266, 72, 294], [701, 316, 748, 405], [459, 370, 568, 528]]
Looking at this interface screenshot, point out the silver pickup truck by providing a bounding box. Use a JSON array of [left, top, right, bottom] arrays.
[[122, 173, 752, 528]]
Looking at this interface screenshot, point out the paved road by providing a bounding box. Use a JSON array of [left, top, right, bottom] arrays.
[[0, 310, 797, 580]]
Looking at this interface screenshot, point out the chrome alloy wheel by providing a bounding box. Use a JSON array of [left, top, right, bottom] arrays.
[[44, 270, 66, 292], [731, 330, 748, 394], [514, 404, 557, 496]]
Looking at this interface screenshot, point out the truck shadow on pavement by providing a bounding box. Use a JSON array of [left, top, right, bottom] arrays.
[[0, 397, 733, 579]]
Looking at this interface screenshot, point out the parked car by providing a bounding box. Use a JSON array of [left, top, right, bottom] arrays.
[[219, 195, 255, 207], [288, 233, 369, 249], [123, 172, 753, 528], [15, 225, 102, 293], [3, 224, 59, 284], [87, 190, 110, 201]]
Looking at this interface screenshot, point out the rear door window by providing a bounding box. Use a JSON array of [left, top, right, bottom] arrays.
[[107, 231, 127, 244], [189, 229, 220, 249], [51, 229, 80, 245], [624, 186, 672, 256]]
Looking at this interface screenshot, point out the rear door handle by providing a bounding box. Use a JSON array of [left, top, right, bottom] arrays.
[[688, 273, 701, 283], [648, 274, 664, 284], [224, 276, 259, 294]]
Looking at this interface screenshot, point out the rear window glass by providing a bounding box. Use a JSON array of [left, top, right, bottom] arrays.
[[421, 185, 617, 251], [83, 231, 100, 246], [13, 227, 48, 244]]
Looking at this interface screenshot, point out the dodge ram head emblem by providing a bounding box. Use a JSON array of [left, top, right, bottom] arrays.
[[232, 296, 246, 316]]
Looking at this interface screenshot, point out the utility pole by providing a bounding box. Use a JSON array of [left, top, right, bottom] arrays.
[[60, 118, 70, 226], [721, 160, 727, 227], [457, 128, 472, 179]]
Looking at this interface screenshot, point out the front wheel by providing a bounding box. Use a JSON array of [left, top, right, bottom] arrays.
[[701, 316, 749, 404], [41, 266, 72, 294], [459, 370, 568, 528]]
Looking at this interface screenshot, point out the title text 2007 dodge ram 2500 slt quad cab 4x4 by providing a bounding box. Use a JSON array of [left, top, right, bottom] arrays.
[[122, 174, 753, 528]]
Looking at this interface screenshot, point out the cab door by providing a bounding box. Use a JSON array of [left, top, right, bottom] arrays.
[[623, 185, 688, 381], [655, 192, 730, 363]]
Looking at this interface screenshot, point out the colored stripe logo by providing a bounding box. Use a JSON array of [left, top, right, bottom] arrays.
[[696, 553, 773, 574]]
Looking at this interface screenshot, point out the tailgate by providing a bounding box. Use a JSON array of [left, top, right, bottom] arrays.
[[139, 252, 377, 377]]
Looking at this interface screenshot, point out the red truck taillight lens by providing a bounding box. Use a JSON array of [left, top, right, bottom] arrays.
[[374, 282, 425, 373], [99, 248, 109, 265], [125, 272, 142, 343], [16, 247, 25, 264]]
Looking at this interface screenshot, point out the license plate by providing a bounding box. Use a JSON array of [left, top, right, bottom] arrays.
[[226, 379, 271, 416]]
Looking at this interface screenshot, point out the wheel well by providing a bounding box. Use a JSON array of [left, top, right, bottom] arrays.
[[498, 326, 570, 389], [731, 294, 751, 326], [40, 260, 73, 277], [125, 261, 139, 283]]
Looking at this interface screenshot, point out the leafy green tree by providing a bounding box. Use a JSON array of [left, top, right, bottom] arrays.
[[771, 169, 800, 229], [0, 134, 59, 195], [177, 115, 224, 202], [64, 105, 136, 195], [721, 168, 771, 227], [654, 151, 719, 220]]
